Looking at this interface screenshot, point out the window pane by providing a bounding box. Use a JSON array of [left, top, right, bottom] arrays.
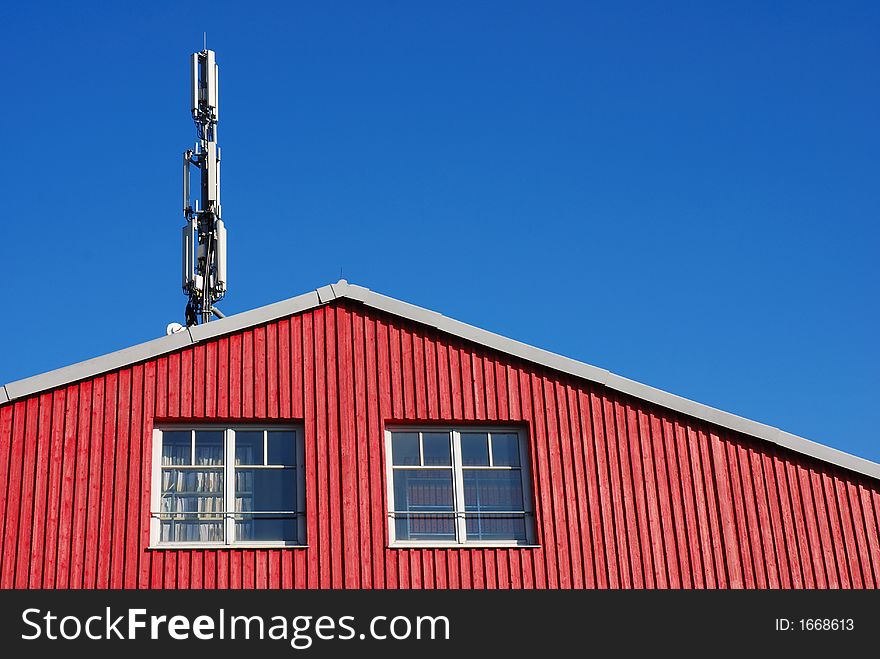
[[161, 519, 224, 543], [162, 431, 191, 465], [161, 468, 224, 498], [235, 430, 264, 465], [391, 432, 420, 465], [195, 430, 224, 465], [463, 469, 524, 511], [491, 433, 521, 466], [161, 469, 224, 516], [235, 468, 296, 512], [461, 433, 489, 466], [235, 516, 297, 542], [267, 430, 295, 465], [395, 513, 456, 541], [422, 432, 451, 466], [392, 469, 454, 512], [161, 492, 225, 514], [160, 467, 224, 543], [465, 515, 527, 541]]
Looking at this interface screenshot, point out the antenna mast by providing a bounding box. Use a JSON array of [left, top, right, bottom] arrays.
[[182, 49, 227, 326]]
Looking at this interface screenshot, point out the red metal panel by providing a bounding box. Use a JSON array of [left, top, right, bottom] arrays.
[[760, 450, 791, 588], [603, 397, 630, 588], [735, 441, 761, 588], [1, 401, 25, 587], [352, 312, 372, 588], [585, 390, 620, 588], [543, 376, 570, 588], [566, 384, 594, 588], [139, 364, 155, 589], [254, 325, 267, 419], [125, 364, 144, 589], [180, 348, 193, 419], [662, 417, 689, 587], [529, 373, 555, 588], [97, 375, 117, 587], [1, 298, 880, 588], [710, 429, 742, 587], [109, 371, 130, 588], [277, 319, 290, 420], [242, 331, 254, 419], [674, 420, 703, 588], [69, 380, 93, 587], [858, 486, 880, 584], [84, 380, 106, 588], [55, 387, 79, 588], [193, 344, 206, 420], [313, 308, 331, 588], [613, 399, 641, 588], [482, 355, 495, 421], [205, 340, 217, 419], [749, 447, 781, 588], [412, 333, 427, 419], [266, 323, 279, 419], [834, 477, 863, 588], [0, 405, 13, 575], [338, 306, 359, 588], [301, 312, 319, 589], [557, 382, 584, 589], [28, 393, 54, 588], [375, 318, 395, 588], [636, 408, 664, 587], [685, 423, 714, 588], [14, 396, 39, 587]]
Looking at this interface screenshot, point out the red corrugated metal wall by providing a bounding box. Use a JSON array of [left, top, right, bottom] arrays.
[[1, 299, 878, 589]]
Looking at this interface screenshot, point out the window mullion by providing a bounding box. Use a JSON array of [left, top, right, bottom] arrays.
[[225, 428, 235, 545], [452, 429, 467, 543]]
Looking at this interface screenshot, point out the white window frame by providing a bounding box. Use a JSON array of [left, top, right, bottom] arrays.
[[384, 426, 537, 548], [150, 424, 306, 549]]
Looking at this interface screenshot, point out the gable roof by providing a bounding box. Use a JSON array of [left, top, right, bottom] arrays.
[[2, 279, 878, 480]]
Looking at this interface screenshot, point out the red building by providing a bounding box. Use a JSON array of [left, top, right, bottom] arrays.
[[1, 280, 878, 589]]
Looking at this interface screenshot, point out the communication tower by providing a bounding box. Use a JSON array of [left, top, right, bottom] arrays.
[[181, 49, 227, 325]]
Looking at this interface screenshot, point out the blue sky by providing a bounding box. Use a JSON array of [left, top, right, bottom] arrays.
[[0, 2, 877, 460]]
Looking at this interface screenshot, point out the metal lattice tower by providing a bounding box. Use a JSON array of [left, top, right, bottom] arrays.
[[181, 49, 227, 326]]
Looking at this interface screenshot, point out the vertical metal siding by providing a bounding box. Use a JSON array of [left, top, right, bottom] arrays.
[[0, 299, 879, 588]]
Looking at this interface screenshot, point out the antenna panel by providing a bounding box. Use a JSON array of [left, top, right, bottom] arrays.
[[182, 152, 191, 212], [215, 219, 227, 290], [190, 53, 200, 114], [215, 149, 220, 206], [182, 221, 194, 290], [205, 142, 218, 204], [205, 50, 217, 110]]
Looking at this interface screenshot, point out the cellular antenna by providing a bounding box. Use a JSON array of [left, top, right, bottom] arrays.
[[181, 48, 227, 326]]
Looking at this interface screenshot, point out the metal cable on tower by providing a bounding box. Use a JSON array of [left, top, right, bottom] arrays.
[[181, 49, 227, 325]]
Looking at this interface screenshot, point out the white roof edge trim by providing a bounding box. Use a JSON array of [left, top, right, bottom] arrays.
[[2, 287, 325, 402], [2, 279, 878, 481]]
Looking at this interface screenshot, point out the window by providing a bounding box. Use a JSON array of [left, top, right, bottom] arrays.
[[385, 427, 535, 546], [151, 426, 305, 547]]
